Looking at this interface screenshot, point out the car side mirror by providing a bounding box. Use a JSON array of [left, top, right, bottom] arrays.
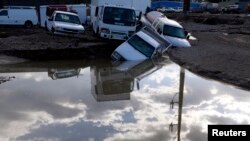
[[184, 30, 190, 39], [138, 12, 142, 21], [156, 48, 162, 55], [157, 29, 162, 34]]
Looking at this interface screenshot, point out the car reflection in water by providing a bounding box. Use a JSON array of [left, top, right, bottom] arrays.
[[48, 68, 81, 80], [90, 59, 169, 102]]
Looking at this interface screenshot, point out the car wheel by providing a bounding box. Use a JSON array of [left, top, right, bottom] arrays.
[[24, 21, 33, 28], [51, 27, 55, 34], [45, 22, 48, 31], [93, 27, 99, 37]]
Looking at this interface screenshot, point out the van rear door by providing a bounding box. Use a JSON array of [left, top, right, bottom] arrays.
[[0, 9, 9, 24]]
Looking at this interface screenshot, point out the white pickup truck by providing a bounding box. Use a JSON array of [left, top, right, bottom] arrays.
[[46, 11, 85, 36], [111, 27, 172, 61]]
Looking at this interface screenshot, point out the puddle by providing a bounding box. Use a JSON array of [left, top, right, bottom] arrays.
[[0, 58, 249, 140], [0, 55, 28, 65]]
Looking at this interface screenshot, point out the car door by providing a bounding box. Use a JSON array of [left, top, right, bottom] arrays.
[[47, 13, 55, 31], [0, 9, 9, 25]]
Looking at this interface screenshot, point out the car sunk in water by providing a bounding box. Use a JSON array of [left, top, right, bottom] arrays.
[[46, 11, 85, 37], [111, 27, 172, 61]]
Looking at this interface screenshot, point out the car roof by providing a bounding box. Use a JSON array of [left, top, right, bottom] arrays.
[[136, 27, 172, 48], [137, 31, 160, 48], [158, 18, 183, 28], [54, 10, 78, 16]]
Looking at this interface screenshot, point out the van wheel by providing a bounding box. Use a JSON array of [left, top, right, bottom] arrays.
[[24, 21, 33, 28]]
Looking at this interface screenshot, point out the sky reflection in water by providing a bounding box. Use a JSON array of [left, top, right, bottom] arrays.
[[0, 59, 249, 141]]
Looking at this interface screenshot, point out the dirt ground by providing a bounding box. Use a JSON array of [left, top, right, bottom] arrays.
[[168, 14, 250, 90], [0, 14, 250, 89]]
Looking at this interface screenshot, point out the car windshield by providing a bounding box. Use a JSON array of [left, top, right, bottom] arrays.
[[128, 35, 155, 58], [163, 25, 186, 39], [103, 7, 136, 26], [55, 13, 81, 24]]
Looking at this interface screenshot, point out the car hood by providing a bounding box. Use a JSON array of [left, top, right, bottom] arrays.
[[116, 42, 148, 61], [164, 35, 191, 48], [54, 22, 85, 30]]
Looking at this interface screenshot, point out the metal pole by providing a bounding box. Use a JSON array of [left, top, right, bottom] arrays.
[[177, 68, 185, 141]]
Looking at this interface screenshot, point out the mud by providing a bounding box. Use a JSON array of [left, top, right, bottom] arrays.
[[168, 16, 250, 90]]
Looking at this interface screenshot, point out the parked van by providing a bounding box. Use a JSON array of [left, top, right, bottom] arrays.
[[0, 6, 38, 28], [141, 11, 191, 48]]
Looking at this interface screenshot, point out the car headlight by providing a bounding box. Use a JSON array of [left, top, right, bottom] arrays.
[[111, 51, 125, 61], [128, 31, 134, 37], [54, 26, 61, 30], [100, 28, 110, 34]]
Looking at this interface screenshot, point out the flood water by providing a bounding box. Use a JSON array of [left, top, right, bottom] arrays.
[[0, 58, 249, 141]]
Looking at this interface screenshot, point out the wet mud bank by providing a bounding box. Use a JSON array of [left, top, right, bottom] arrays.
[[168, 31, 250, 90], [166, 14, 250, 90], [0, 44, 118, 60], [0, 27, 120, 60]]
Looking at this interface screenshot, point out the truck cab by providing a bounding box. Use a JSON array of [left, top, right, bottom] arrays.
[[91, 5, 137, 40]]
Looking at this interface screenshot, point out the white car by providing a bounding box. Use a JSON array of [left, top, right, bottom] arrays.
[[111, 27, 172, 61], [141, 11, 191, 48], [47, 11, 85, 36], [157, 7, 177, 13]]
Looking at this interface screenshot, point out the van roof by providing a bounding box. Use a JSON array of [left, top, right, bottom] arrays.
[[4, 6, 35, 9], [158, 18, 183, 28], [103, 4, 134, 10], [137, 27, 172, 48], [137, 31, 160, 48], [54, 10, 78, 16]]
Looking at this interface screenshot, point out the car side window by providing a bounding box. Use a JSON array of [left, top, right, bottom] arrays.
[[0, 10, 8, 16], [152, 19, 159, 28], [156, 22, 162, 34], [95, 7, 99, 17]]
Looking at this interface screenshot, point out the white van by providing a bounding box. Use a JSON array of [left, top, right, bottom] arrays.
[[0, 6, 38, 28], [141, 11, 191, 48]]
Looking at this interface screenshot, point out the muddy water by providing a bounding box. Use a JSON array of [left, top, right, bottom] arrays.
[[0, 58, 249, 141]]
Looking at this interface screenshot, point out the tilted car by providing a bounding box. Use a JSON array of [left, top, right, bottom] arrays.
[[111, 27, 172, 61], [46, 11, 85, 36], [141, 11, 191, 48]]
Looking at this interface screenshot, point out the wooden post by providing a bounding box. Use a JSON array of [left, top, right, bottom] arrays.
[[183, 0, 190, 16]]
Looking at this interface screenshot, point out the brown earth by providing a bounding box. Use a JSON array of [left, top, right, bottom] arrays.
[[0, 14, 250, 89], [168, 14, 250, 90]]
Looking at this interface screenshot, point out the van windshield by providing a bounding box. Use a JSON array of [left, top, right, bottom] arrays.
[[55, 13, 81, 24], [103, 7, 136, 26], [128, 35, 155, 58], [163, 25, 186, 39]]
